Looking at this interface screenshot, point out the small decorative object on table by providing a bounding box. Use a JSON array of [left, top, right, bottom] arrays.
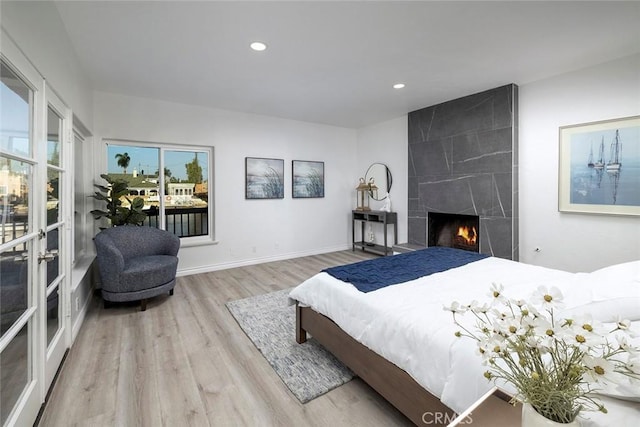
[[366, 223, 375, 246], [355, 177, 377, 211], [445, 284, 640, 426], [381, 194, 392, 212]]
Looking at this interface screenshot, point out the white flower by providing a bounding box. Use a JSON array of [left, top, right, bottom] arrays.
[[511, 298, 526, 307], [443, 301, 468, 314], [488, 282, 505, 304], [569, 314, 605, 337], [532, 317, 566, 349], [613, 316, 638, 336], [531, 285, 565, 310], [469, 300, 490, 314], [615, 317, 631, 331], [524, 335, 548, 354], [495, 315, 527, 337], [524, 304, 544, 320], [518, 312, 536, 330], [481, 334, 507, 356], [583, 356, 616, 385], [489, 307, 509, 322], [564, 323, 605, 351], [475, 340, 492, 363], [616, 335, 639, 355]]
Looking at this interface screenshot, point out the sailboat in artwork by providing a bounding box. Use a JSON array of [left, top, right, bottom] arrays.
[[606, 130, 622, 171], [593, 137, 605, 169], [587, 143, 595, 167]]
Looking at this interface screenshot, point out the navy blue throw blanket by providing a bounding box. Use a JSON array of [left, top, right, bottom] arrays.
[[323, 247, 488, 293]]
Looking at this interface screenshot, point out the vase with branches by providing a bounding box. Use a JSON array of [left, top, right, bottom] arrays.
[[446, 284, 640, 424]]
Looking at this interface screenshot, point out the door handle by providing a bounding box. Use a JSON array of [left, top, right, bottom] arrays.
[[38, 250, 58, 264]]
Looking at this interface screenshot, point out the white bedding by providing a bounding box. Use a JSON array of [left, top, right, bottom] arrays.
[[289, 257, 640, 426]]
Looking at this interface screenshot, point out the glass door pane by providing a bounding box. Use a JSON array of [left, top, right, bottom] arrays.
[[0, 63, 30, 158], [0, 159, 31, 340], [0, 321, 30, 426], [44, 105, 63, 350], [46, 107, 60, 167], [0, 56, 39, 427]]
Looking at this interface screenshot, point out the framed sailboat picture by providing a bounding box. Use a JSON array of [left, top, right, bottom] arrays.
[[559, 115, 640, 216]]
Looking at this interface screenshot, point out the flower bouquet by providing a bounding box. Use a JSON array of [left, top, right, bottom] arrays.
[[446, 283, 640, 424]]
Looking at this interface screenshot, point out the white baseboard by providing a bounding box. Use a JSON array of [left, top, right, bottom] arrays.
[[176, 244, 350, 277]]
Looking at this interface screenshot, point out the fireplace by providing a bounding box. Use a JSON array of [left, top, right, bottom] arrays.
[[408, 84, 518, 260], [428, 212, 480, 253]]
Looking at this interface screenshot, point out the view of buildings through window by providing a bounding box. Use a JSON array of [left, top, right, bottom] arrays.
[[106, 143, 211, 239]]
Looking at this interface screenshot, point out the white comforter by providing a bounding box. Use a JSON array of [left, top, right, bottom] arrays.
[[289, 257, 640, 426]]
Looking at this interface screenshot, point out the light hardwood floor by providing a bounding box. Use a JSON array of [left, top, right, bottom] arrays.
[[39, 250, 414, 426]]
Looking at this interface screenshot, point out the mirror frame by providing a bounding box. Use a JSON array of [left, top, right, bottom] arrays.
[[364, 163, 392, 201]]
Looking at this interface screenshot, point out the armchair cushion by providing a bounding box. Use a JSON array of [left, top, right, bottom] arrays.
[[120, 255, 179, 292]]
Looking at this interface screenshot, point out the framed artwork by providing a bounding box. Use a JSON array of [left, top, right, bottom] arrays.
[[559, 115, 640, 216], [245, 157, 284, 199], [292, 160, 324, 198]]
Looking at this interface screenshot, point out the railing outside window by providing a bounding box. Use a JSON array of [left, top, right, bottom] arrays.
[[143, 206, 208, 238]]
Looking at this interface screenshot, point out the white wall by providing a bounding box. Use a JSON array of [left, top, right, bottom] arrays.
[[519, 54, 640, 272], [93, 92, 359, 274], [0, 1, 93, 127], [356, 116, 408, 245]]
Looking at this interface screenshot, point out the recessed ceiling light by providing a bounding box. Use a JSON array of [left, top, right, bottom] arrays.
[[393, 83, 406, 89], [250, 41, 267, 51]]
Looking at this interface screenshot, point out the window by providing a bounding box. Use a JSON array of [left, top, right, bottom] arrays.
[[105, 141, 214, 243]]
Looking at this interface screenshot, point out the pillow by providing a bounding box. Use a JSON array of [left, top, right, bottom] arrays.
[[594, 379, 640, 402], [581, 261, 640, 302], [589, 260, 640, 282], [558, 297, 640, 322]]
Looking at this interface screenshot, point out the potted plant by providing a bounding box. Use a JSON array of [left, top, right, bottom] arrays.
[[90, 174, 147, 227], [446, 284, 639, 425]]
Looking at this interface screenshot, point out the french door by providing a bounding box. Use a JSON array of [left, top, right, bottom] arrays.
[[42, 88, 70, 393], [1, 37, 70, 426]]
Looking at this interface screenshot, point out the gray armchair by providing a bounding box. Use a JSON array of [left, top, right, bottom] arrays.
[[94, 225, 180, 311]]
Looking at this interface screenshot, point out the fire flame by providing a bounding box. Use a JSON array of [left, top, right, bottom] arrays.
[[456, 226, 477, 245]]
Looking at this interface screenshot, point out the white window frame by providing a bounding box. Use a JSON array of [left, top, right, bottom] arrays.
[[103, 139, 215, 246], [71, 123, 93, 266]]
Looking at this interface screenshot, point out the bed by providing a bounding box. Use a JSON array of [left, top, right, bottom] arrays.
[[289, 247, 640, 426]]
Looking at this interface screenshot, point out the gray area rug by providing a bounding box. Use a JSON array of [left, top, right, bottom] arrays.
[[226, 288, 354, 403]]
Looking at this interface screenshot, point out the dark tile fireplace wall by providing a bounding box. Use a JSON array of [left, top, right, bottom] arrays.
[[408, 84, 519, 260]]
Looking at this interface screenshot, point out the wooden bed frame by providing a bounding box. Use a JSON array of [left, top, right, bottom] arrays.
[[295, 303, 455, 426]]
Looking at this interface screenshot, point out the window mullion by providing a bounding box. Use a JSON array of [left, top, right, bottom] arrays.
[[159, 147, 166, 230]]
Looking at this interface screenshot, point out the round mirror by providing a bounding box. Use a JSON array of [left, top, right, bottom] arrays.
[[365, 163, 392, 201]]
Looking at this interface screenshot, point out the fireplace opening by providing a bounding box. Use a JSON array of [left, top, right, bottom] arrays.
[[428, 212, 480, 253]]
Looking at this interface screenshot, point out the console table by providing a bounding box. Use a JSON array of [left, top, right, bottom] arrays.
[[352, 210, 397, 256]]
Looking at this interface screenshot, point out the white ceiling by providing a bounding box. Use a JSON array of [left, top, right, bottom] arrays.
[[54, 1, 640, 129]]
